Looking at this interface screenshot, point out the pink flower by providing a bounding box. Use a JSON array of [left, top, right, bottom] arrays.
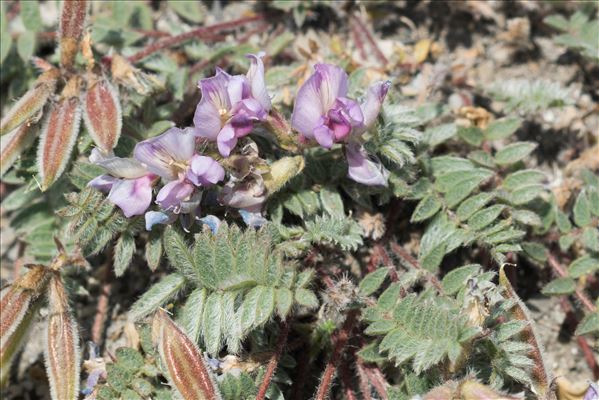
[[193, 53, 271, 157], [291, 63, 390, 186]]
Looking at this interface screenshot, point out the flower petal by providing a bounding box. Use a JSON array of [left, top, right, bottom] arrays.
[[314, 63, 348, 110], [227, 75, 248, 105], [239, 209, 267, 228], [92, 152, 148, 179], [246, 52, 271, 111], [290, 70, 325, 139], [156, 180, 194, 211], [145, 211, 174, 231], [217, 124, 237, 157], [360, 81, 391, 130], [108, 175, 155, 217], [345, 142, 389, 186], [199, 215, 221, 234], [313, 125, 334, 149], [134, 127, 196, 180], [187, 155, 225, 186], [194, 70, 231, 141], [220, 180, 266, 212], [88, 174, 119, 192]]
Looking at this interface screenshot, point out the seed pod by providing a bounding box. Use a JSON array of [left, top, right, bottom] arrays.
[[37, 77, 82, 191], [0, 265, 48, 341], [0, 299, 39, 387], [44, 273, 80, 400], [0, 265, 49, 387], [82, 75, 122, 154], [59, 0, 87, 69], [152, 309, 221, 400], [0, 69, 58, 136], [0, 123, 38, 177]]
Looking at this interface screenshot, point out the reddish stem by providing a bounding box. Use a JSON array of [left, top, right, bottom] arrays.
[[127, 14, 265, 64], [340, 359, 357, 400], [559, 296, 599, 379], [389, 242, 444, 293], [350, 21, 368, 61], [547, 253, 596, 312], [351, 15, 388, 65], [314, 309, 360, 400], [256, 320, 290, 400], [355, 358, 373, 400], [91, 264, 112, 344]]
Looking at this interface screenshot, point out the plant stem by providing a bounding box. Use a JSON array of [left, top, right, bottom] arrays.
[[314, 309, 360, 400], [547, 253, 596, 312], [350, 14, 388, 65], [127, 14, 265, 64], [256, 320, 290, 400], [559, 297, 599, 379], [91, 263, 112, 344], [389, 242, 444, 293]]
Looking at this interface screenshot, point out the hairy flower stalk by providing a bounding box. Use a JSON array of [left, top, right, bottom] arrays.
[[152, 309, 221, 400], [82, 75, 122, 154], [44, 273, 81, 400], [38, 76, 82, 191], [0, 69, 59, 136], [291, 63, 390, 185]]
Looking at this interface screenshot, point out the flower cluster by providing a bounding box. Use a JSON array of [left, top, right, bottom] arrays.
[[291, 63, 390, 185], [89, 54, 390, 229]]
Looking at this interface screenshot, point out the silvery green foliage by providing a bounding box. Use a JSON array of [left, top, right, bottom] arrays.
[[545, 11, 599, 62], [58, 187, 144, 276], [486, 79, 571, 113], [130, 223, 318, 356], [540, 169, 599, 336], [358, 264, 539, 397], [411, 116, 550, 269]]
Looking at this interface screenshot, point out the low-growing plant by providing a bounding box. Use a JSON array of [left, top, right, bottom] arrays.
[[1, 1, 597, 400]]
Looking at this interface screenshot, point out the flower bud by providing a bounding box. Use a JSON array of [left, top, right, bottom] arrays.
[[263, 155, 305, 194]]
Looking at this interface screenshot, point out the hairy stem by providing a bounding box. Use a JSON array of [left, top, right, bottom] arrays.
[[127, 14, 265, 64], [390, 242, 444, 293], [256, 320, 290, 400], [547, 253, 596, 312], [314, 309, 360, 400]]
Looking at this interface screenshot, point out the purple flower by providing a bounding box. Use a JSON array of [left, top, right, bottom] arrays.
[[134, 127, 225, 212], [89, 127, 225, 220], [193, 53, 271, 157], [291, 63, 391, 186], [346, 142, 389, 186], [584, 383, 599, 400], [88, 149, 156, 218]]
